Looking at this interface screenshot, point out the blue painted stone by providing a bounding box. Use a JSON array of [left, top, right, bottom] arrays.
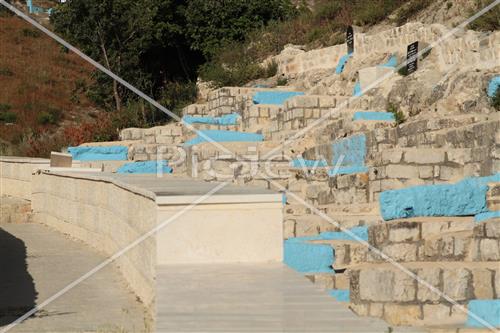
[[353, 111, 395, 122], [487, 76, 500, 97], [290, 158, 328, 168], [328, 134, 367, 176], [68, 146, 128, 161], [284, 240, 334, 274], [183, 130, 264, 146], [284, 226, 368, 274], [379, 55, 398, 68], [182, 113, 240, 126], [329, 289, 350, 302], [475, 210, 500, 222], [252, 91, 304, 105], [353, 81, 362, 97], [335, 53, 352, 74], [117, 160, 173, 174], [380, 174, 500, 221], [466, 300, 500, 328]]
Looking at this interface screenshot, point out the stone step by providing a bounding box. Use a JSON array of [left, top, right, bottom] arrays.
[[367, 217, 476, 263], [349, 261, 500, 327], [307, 273, 350, 290], [312, 239, 368, 270]]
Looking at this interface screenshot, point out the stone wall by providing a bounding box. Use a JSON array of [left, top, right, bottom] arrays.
[[31, 171, 158, 319], [0, 158, 50, 200]]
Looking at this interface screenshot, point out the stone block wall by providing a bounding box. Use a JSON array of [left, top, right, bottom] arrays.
[[0, 158, 50, 200], [120, 123, 184, 145], [31, 171, 158, 318], [349, 262, 500, 326]]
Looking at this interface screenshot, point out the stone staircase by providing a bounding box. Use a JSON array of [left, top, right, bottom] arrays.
[[75, 20, 500, 331]]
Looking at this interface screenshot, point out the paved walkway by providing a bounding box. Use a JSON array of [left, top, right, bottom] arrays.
[[0, 223, 146, 333], [157, 263, 396, 333]]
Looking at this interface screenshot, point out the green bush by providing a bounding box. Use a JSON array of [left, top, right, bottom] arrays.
[[0, 67, 13, 77], [277, 76, 288, 86], [22, 28, 41, 38], [37, 107, 63, 125], [387, 103, 405, 124], [0, 103, 12, 112], [0, 111, 17, 123]]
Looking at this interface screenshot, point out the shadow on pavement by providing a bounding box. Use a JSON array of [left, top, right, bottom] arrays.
[[0, 227, 37, 327]]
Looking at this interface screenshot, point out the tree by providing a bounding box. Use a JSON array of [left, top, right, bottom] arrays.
[[185, 0, 296, 57], [51, 0, 194, 113]]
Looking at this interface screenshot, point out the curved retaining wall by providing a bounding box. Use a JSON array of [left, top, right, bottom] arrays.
[[30, 171, 158, 317], [0, 157, 50, 200]]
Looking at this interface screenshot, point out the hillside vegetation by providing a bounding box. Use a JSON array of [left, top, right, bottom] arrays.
[[0, 0, 497, 157]]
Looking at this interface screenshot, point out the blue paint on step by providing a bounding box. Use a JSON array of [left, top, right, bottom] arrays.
[[184, 130, 264, 146], [328, 134, 368, 176], [252, 91, 304, 105], [329, 289, 350, 302], [379, 55, 398, 68], [380, 174, 500, 221], [353, 81, 362, 97], [182, 113, 240, 126], [466, 300, 500, 328], [117, 161, 173, 174], [335, 53, 352, 74], [68, 146, 128, 161], [475, 210, 500, 222], [353, 111, 395, 122], [284, 226, 368, 274], [290, 158, 328, 168], [487, 76, 500, 97]]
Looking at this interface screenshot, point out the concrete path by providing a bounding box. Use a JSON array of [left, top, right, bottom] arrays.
[[0, 223, 147, 333], [157, 263, 394, 333]]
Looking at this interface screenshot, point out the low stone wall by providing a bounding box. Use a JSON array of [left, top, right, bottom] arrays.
[[31, 171, 158, 318], [0, 157, 50, 200], [119, 123, 184, 145]]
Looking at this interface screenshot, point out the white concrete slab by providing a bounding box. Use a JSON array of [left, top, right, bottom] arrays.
[[156, 263, 390, 332]]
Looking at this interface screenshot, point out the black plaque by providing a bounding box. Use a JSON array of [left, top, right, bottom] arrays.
[[346, 26, 354, 54], [406, 41, 419, 75]]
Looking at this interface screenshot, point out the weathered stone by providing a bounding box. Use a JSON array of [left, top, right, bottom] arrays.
[[418, 166, 434, 179], [385, 165, 419, 179], [383, 243, 418, 262], [405, 150, 445, 164], [383, 304, 422, 326], [472, 269, 494, 299], [393, 270, 417, 302], [359, 269, 394, 301], [382, 150, 403, 163], [443, 268, 471, 301], [417, 267, 441, 302], [422, 304, 467, 326], [388, 226, 420, 243], [479, 239, 500, 261]]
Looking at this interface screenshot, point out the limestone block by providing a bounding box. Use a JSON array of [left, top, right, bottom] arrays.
[[388, 226, 420, 243], [283, 219, 296, 239], [381, 150, 403, 164], [422, 304, 467, 326], [418, 166, 434, 179], [485, 220, 500, 238], [447, 149, 472, 165], [383, 304, 421, 326], [385, 165, 419, 179], [472, 269, 494, 299], [358, 66, 395, 93], [359, 268, 394, 301], [384, 243, 418, 262], [443, 268, 471, 301], [417, 267, 441, 302], [479, 239, 500, 261], [405, 150, 445, 164]]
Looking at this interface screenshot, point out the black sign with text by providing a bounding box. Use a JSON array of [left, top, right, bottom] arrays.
[[406, 41, 419, 74], [346, 26, 354, 54]]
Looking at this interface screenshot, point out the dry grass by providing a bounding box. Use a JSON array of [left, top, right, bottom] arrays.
[[0, 15, 103, 154]]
